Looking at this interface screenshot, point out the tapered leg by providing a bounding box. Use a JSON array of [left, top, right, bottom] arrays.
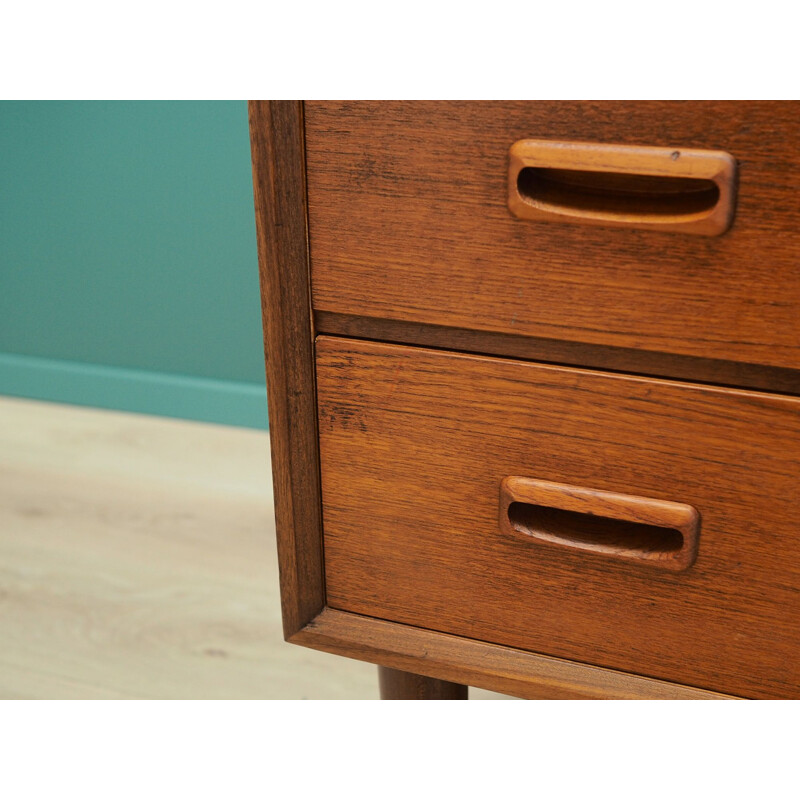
[[378, 666, 468, 699]]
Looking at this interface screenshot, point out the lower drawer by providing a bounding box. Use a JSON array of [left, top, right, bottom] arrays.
[[316, 336, 800, 699]]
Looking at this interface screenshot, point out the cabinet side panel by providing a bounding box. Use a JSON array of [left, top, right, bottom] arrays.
[[249, 100, 324, 635]]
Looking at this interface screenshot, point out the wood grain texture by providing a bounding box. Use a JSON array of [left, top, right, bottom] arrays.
[[316, 336, 800, 699], [306, 101, 800, 373], [315, 311, 800, 395], [294, 608, 733, 699], [378, 666, 468, 699], [249, 100, 324, 637]]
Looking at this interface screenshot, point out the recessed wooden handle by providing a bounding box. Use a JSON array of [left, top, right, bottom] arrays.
[[508, 139, 737, 235], [499, 477, 700, 571]]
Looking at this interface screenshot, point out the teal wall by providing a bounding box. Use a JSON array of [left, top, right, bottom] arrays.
[[0, 101, 267, 428]]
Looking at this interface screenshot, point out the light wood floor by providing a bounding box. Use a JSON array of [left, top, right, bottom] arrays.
[[0, 396, 508, 699]]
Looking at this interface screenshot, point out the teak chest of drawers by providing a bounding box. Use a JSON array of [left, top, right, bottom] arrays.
[[249, 101, 800, 700]]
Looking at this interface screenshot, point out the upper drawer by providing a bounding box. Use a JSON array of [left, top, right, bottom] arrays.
[[316, 336, 800, 699], [306, 101, 800, 374]]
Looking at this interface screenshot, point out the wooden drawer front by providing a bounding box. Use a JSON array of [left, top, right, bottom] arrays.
[[306, 101, 800, 373], [316, 336, 800, 699]]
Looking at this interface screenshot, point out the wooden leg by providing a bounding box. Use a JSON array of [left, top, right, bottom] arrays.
[[378, 666, 468, 700]]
